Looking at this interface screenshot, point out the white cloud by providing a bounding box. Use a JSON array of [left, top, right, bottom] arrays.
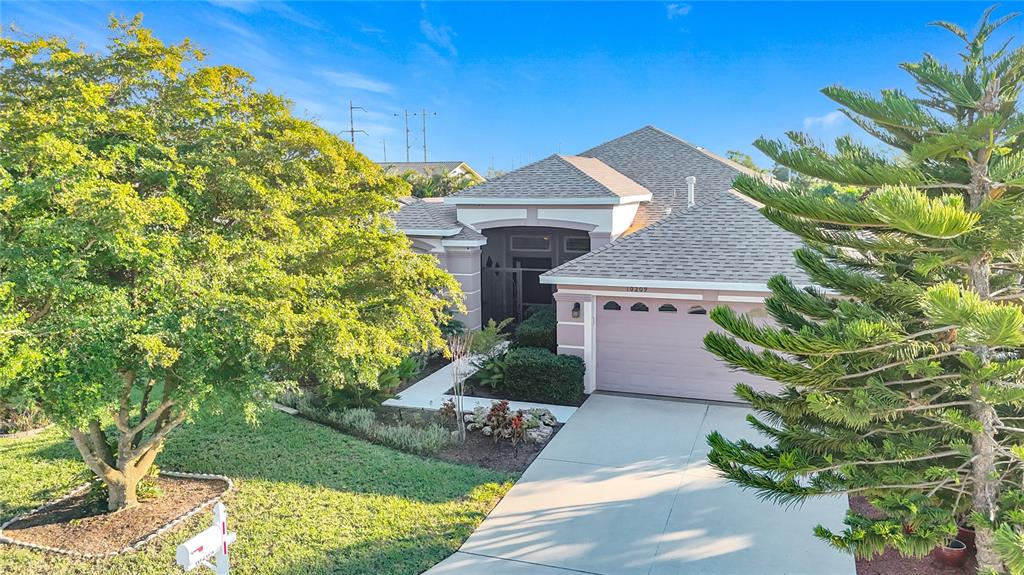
[[666, 3, 691, 19], [319, 71, 395, 95], [420, 20, 457, 57], [206, 0, 322, 30], [802, 110, 846, 131], [207, 0, 260, 14]]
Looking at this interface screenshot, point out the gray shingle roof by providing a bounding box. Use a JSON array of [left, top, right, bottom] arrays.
[[446, 225, 486, 242], [542, 192, 811, 287], [449, 155, 648, 202], [392, 198, 461, 234], [581, 125, 763, 230]]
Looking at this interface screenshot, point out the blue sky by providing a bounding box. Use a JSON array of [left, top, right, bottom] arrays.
[[3, 1, 1022, 173]]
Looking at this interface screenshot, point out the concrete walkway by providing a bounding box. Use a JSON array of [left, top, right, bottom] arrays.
[[384, 360, 579, 422], [426, 394, 855, 575]]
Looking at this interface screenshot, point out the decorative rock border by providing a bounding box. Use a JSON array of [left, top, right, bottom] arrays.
[[0, 423, 55, 440], [0, 471, 233, 559]]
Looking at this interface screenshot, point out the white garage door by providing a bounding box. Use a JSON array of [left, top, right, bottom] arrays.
[[595, 296, 780, 401]]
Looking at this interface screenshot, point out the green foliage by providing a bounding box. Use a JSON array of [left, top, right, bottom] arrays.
[[440, 317, 466, 339], [401, 171, 478, 198], [0, 407, 511, 575], [475, 354, 508, 389], [726, 150, 762, 171], [704, 7, 1024, 571], [0, 17, 460, 503], [469, 317, 513, 389], [511, 306, 557, 351], [470, 318, 513, 357], [282, 391, 455, 455], [323, 355, 422, 409], [503, 347, 584, 405]]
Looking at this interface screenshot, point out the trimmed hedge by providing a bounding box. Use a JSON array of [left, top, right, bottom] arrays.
[[503, 347, 585, 405], [512, 305, 557, 351]]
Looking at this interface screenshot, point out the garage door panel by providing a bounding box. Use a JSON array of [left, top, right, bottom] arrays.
[[596, 297, 779, 401]]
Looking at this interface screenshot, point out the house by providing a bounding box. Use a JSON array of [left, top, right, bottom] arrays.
[[381, 161, 486, 183], [394, 126, 807, 401]]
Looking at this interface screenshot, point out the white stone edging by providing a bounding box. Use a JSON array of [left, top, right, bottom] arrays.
[[0, 470, 233, 559]]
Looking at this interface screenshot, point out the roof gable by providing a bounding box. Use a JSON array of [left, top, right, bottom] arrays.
[[448, 154, 649, 204]]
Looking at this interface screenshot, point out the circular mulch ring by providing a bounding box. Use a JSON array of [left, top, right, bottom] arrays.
[[0, 471, 233, 558]]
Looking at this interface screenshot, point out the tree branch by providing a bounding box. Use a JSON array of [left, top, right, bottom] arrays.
[[88, 420, 115, 468], [838, 350, 961, 381]]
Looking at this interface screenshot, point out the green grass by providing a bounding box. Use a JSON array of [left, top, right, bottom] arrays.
[[0, 407, 513, 575]]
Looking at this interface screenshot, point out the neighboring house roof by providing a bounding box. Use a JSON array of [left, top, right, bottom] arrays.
[[392, 197, 462, 235], [541, 192, 811, 290], [447, 154, 652, 205], [381, 161, 485, 182], [580, 125, 771, 231]]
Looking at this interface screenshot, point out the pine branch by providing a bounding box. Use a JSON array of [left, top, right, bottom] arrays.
[[837, 350, 961, 381]]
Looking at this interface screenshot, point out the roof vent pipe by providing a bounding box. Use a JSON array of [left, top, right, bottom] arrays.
[[685, 176, 696, 208]]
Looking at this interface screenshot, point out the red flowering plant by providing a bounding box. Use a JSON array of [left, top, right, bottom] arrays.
[[509, 412, 525, 446]]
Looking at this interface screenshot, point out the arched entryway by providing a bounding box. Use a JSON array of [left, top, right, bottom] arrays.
[[480, 226, 590, 322]]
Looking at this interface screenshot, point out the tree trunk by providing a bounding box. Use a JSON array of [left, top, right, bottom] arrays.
[[105, 473, 141, 512], [971, 400, 1003, 572], [964, 176, 1005, 572]]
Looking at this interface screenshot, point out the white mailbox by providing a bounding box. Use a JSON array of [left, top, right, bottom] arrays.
[[176, 503, 236, 574]]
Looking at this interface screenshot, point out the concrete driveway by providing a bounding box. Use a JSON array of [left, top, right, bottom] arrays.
[[427, 394, 855, 575]]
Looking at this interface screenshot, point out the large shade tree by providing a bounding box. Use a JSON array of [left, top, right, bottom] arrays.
[[705, 8, 1024, 573], [0, 18, 460, 510]]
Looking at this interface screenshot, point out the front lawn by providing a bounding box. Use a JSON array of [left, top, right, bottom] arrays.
[[0, 407, 513, 575]]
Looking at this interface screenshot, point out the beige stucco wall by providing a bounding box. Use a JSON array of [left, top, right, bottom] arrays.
[[408, 234, 483, 331]]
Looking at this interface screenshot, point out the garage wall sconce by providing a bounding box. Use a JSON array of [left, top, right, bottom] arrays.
[[571, 302, 581, 319]]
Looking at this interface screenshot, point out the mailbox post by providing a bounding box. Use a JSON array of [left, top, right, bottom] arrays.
[[176, 503, 236, 574]]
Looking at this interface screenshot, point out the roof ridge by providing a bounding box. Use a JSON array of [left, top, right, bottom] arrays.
[[545, 192, 737, 277], [643, 126, 784, 183], [578, 125, 657, 157], [555, 155, 632, 198]]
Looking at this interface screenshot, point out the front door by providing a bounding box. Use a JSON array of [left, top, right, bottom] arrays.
[[514, 257, 553, 310]]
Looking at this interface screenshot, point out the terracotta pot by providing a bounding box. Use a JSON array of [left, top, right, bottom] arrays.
[[933, 539, 969, 568], [957, 525, 976, 551]]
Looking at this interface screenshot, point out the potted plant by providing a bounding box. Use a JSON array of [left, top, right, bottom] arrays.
[[954, 513, 976, 551], [932, 538, 969, 568]]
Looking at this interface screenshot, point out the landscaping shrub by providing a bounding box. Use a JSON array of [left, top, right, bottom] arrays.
[[503, 347, 584, 405], [474, 354, 508, 389], [372, 423, 453, 454], [0, 403, 49, 435], [323, 356, 423, 409], [511, 305, 557, 351], [279, 392, 455, 455]]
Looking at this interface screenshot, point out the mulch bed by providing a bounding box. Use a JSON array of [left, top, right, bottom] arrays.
[[372, 405, 561, 473], [850, 496, 976, 575], [435, 423, 562, 473], [1, 475, 229, 556]]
